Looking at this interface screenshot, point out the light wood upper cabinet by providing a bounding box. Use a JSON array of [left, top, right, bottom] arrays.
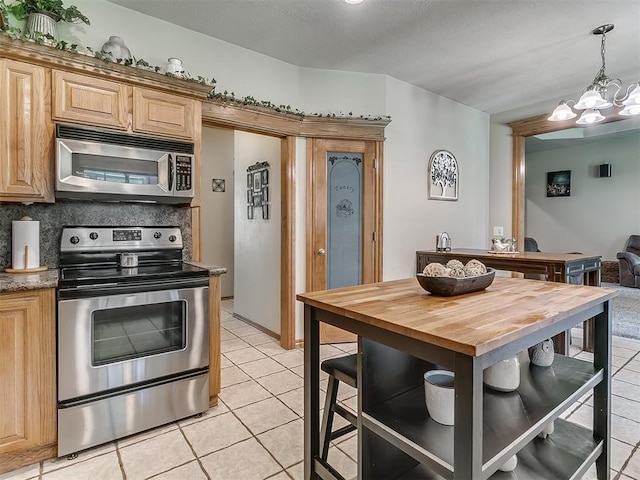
[[52, 70, 130, 130], [133, 88, 196, 140], [0, 60, 53, 203], [0, 288, 56, 474]]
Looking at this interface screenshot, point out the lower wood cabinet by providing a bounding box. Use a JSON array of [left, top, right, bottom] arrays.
[[0, 288, 56, 474], [209, 275, 221, 406]]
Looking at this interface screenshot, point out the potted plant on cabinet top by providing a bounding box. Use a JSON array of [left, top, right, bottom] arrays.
[[4, 0, 89, 42]]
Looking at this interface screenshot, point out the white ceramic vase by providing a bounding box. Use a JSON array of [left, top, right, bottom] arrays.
[[166, 58, 185, 77], [424, 370, 455, 425], [101, 36, 132, 59], [483, 356, 520, 392]]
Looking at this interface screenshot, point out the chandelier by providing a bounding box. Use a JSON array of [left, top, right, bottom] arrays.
[[548, 24, 640, 125]]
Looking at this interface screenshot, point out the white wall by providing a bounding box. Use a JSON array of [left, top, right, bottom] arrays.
[[200, 127, 235, 297], [383, 77, 490, 280], [525, 135, 640, 260], [233, 131, 281, 334]]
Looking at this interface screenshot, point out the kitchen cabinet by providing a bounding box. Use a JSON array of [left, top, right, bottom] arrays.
[[0, 60, 54, 203], [0, 288, 56, 474], [52, 70, 130, 130], [298, 277, 615, 479], [52, 70, 198, 141], [209, 274, 222, 406], [133, 87, 198, 140]]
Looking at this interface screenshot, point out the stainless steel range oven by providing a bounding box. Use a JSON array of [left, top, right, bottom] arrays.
[[57, 226, 209, 456]]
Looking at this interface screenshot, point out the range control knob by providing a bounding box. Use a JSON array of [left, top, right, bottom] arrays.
[[70, 236, 80, 245], [154, 231, 162, 239], [169, 235, 177, 243], [89, 232, 99, 240]]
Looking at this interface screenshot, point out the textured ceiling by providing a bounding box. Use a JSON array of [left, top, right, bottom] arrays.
[[106, 0, 640, 115]]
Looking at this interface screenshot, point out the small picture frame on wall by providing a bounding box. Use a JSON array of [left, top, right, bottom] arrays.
[[546, 170, 571, 197], [262, 204, 269, 220], [262, 186, 269, 202], [247, 205, 254, 220], [261, 169, 269, 185], [247, 190, 253, 205], [253, 194, 263, 207], [247, 173, 252, 188], [252, 171, 262, 193]]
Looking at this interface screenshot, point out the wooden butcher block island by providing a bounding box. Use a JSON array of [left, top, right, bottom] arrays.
[[297, 277, 616, 480]]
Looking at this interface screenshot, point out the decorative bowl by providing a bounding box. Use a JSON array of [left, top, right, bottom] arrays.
[[416, 268, 495, 296]]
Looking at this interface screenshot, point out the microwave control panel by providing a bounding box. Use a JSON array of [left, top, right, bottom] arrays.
[[175, 155, 193, 191]]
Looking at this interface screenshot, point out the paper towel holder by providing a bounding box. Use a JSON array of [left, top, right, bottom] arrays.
[[5, 216, 48, 273]]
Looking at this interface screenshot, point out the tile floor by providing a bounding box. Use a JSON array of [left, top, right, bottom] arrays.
[[2, 299, 639, 480]]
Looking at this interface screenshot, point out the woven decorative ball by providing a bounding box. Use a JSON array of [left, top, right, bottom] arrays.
[[423, 263, 449, 277], [446, 259, 464, 270], [465, 259, 487, 274], [449, 266, 466, 278]]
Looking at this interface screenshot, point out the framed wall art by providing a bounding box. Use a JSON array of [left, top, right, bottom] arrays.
[[246, 161, 270, 219], [546, 170, 571, 197], [428, 149, 458, 201]]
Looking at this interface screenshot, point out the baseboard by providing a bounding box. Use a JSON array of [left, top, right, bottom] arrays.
[[232, 313, 280, 341]]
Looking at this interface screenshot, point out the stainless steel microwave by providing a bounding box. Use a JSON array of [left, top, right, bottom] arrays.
[[55, 124, 195, 204]]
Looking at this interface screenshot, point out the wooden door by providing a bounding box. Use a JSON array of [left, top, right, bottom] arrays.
[[0, 60, 53, 203], [133, 88, 197, 140], [0, 289, 56, 474], [307, 138, 382, 343], [52, 70, 130, 130]]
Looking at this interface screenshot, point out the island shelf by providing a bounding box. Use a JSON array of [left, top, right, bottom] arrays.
[[297, 277, 616, 480], [362, 352, 603, 479]]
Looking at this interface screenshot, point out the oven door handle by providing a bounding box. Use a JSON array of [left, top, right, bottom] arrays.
[[58, 277, 209, 299]]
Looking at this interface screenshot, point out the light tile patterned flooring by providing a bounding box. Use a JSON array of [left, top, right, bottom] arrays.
[[2, 299, 640, 480]]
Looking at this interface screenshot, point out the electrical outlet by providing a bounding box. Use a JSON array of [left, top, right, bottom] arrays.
[[493, 226, 504, 237]]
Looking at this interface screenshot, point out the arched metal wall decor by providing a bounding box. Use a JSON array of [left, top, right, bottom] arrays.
[[428, 149, 458, 201]]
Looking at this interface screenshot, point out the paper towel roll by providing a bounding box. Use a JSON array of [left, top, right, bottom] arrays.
[[12, 217, 40, 270]]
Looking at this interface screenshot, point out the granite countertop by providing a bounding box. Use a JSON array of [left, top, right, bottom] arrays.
[[0, 269, 59, 293], [185, 261, 227, 275]]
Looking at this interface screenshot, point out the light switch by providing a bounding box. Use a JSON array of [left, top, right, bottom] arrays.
[[493, 226, 504, 237]]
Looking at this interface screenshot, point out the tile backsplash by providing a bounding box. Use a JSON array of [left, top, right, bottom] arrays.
[[0, 201, 192, 269]]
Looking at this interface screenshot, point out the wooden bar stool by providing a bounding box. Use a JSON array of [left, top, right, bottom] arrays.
[[320, 354, 358, 461]]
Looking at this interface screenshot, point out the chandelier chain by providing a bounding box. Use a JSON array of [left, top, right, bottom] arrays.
[[597, 28, 607, 81]]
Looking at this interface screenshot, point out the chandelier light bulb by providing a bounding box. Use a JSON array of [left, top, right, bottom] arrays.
[[619, 104, 640, 116], [343, 0, 364, 4], [576, 109, 605, 125], [622, 85, 640, 105], [574, 90, 612, 110], [548, 103, 577, 121]]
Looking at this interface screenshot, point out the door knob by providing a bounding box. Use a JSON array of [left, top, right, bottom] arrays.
[[317, 248, 326, 256]]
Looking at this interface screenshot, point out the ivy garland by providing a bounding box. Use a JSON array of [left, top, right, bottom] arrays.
[[0, 10, 390, 122]]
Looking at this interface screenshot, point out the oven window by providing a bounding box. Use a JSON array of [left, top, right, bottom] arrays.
[[72, 154, 159, 185], [92, 301, 186, 366]]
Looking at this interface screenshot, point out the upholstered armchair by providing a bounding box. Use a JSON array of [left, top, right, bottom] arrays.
[[617, 235, 640, 288]]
